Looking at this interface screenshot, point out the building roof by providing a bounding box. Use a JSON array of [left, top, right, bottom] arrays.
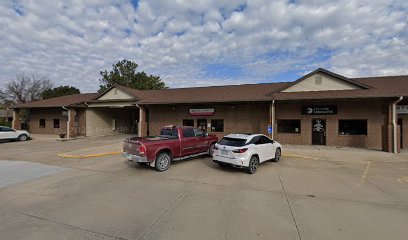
[[12, 93, 98, 108], [271, 75, 408, 101], [117, 82, 288, 104], [12, 68, 408, 109]]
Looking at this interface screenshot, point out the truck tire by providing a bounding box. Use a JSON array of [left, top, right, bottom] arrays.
[[209, 143, 215, 157], [155, 152, 171, 172]]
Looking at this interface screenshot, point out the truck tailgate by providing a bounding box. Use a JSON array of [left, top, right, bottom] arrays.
[[123, 137, 142, 155]]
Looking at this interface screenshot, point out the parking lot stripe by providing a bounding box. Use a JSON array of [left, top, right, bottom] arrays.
[[57, 151, 121, 159]]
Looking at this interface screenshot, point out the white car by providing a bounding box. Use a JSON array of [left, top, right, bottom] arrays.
[[0, 126, 30, 141], [213, 134, 282, 174]]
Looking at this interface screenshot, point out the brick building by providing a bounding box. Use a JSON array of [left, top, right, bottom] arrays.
[[12, 68, 408, 153]]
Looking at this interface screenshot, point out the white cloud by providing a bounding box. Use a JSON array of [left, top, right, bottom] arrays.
[[0, 0, 406, 92]]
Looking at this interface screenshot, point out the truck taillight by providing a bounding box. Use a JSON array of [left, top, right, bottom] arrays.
[[139, 145, 146, 155]]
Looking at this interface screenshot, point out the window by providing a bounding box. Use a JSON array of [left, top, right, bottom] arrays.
[[339, 120, 367, 135], [193, 128, 205, 137], [39, 119, 46, 128], [247, 136, 263, 145], [183, 119, 194, 127], [277, 120, 301, 133], [53, 119, 60, 129], [218, 137, 247, 147], [160, 128, 179, 138], [182, 128, 195, 138], [211, 119, 224, 132], [0, 127, 14, 132], [260, 136, 273, 144]]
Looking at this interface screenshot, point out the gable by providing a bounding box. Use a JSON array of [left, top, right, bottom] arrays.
[[282, 73, 362, 92], [97, 87, 135, 100]]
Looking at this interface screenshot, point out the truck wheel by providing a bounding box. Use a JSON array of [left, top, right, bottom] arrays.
[[209, 143, 215, 157], [155, 152, 171, 172], [18, 134, 28, 141]]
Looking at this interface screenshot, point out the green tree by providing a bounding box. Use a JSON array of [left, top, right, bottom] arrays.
[[41, 86, 80, 99], [98, 59, 166, 93]]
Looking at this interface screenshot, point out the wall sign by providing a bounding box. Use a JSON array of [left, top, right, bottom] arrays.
[[301, 106, 337, 115], [397, 105, 408, 114], [189, 108, 215, 116], [268, 125, 273, 134]]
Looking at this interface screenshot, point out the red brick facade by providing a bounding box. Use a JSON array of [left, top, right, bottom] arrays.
[[148, 103, 270, 139], [274, 99, 388, 150]]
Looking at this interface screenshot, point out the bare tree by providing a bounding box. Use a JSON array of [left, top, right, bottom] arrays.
[[0, 74, 53, 105]]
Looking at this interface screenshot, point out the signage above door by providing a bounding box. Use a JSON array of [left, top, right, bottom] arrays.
[[397, 105, 408, 114], [301, 106, 337, 115], [189, 108, 215, 116]]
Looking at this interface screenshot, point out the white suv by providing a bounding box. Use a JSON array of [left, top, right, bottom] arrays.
[[213, 134, 282, 174], [0, 126, 30, 141]]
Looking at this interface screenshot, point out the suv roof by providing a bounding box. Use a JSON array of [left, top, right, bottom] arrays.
[[223, 134, 264, 140]]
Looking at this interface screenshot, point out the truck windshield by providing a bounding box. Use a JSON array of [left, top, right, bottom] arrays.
[[159, 128, 179, 139], [218, 137, 247, 147]]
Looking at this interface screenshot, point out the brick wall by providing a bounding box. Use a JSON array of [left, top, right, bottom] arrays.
[[148, 103, 270, 139], [29, 108, 68, 135], [274, 99, 388, 150]]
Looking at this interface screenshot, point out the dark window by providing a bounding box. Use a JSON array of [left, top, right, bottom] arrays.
[[0, 127, 14, 132], [261, 136, 273, 144], [277, 120, 301, 133], [182, 128, 195, 138], [248, 136, 263, 145], [211, 119, 224, 132], [193, 128, 205, 137], [183, 119, 194, 127], [339, 120, 367, 135], [53, 119, 60, 128], [159, 128, 179, 138], [218, 137, 247, 147], [39, 119, 46, 128]]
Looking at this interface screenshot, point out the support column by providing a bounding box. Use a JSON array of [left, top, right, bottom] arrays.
[[67, 109, 76, 138], [138, 106, 147, 137], [12, 109, 21, 130], [383, 99, 402, 153]]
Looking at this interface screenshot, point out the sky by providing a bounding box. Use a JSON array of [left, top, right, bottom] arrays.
[[0, 0, 407, 92]]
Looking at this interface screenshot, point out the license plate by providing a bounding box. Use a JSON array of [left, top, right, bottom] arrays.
[[221, 150, 228, 155]]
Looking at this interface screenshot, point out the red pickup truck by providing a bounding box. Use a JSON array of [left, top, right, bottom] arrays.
[[122, 125, 218, 172]]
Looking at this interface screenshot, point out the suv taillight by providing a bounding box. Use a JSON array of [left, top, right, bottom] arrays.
[[232, 148, 248, 153], [139, 145, 146, 155]]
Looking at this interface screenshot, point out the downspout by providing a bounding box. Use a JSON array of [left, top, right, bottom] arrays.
[[392, 96, 403, 153], [135, 104, 141, 137], [271, 100, 275, 139], [62, 106, 70, 138]]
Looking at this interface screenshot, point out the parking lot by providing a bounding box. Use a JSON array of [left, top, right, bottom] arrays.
[[1, 135, 408, 240]]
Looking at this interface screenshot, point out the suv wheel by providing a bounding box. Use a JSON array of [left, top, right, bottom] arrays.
[[155, 152, 171, 172], [18, 134, 28, 141], [247, 156, 259, 174], [273, 148, 281, 162]]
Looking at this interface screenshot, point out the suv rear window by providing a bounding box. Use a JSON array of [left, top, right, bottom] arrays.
[[218, 137, 247, 147], [159, 128, 178, 139]]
